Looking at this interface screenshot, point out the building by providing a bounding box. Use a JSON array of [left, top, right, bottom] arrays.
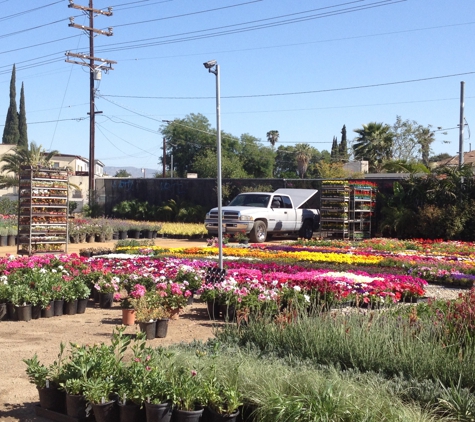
[[432, 151, 475, 170]]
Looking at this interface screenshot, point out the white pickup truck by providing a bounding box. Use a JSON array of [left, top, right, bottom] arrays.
[[204, 188, 320, 243]]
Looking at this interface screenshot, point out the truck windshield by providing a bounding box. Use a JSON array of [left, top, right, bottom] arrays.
[[229, 194, 270, 207]]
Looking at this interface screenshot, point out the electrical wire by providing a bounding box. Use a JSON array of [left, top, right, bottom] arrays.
[[113, 1, 263, 28], [0, 1, 63, 22], [96, 0, 405, 53], [101, 71, 475, 100]]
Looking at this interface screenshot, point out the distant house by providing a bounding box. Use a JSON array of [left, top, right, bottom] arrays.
[[0, 145, 105, 212], [431, 151, 475, 171]]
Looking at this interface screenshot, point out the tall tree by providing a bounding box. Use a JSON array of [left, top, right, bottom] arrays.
[[274, 145, 298, 178], [18, 82, 28, 148], [330, 136, 339, 161], [2, 65, 20, 145], [239, 133, 274, 178], [295, 143, 313, 179], [353, 122, 393, 172], [160, 114, 216, 177], [416, 127, 435, 167], [192, 149, 247, 178], [339, 124, 348, 161], [266, 130, 279, 149]]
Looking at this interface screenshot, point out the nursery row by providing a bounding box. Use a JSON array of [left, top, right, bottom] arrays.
[[0, 253, 430, 323]]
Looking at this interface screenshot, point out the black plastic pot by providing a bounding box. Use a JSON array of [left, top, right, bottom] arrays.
[[155, 318, 169, 338], [144, 401, 172, 422]]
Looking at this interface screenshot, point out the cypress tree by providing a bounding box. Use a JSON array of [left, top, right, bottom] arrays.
[[2, 64, 20, 145], [339, 124, 348, 161], [331, 136, 339, 161], [18, 82, 28, 148]]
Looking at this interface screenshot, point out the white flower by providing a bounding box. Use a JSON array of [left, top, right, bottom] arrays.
[[304, 294, 310, 303], [293, 285, 301, 292]]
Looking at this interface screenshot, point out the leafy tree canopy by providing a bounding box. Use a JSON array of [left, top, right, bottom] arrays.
[[114, 169, 131, 177]]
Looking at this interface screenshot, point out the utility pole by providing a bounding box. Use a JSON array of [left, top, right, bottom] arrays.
[[65, 0, 115, 204], [162, 137, 166, 178], [459, 81, 465, 168]]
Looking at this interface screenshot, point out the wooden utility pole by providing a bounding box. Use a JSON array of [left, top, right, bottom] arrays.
[[459, 81, 465, 168], [65, 1, 115, 203], [162, 137, 166, 178]]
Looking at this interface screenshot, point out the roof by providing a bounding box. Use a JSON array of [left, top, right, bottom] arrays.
[[434, 151, 475, 167]]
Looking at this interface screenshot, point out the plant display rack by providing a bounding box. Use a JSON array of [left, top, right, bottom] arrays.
[[320, 181, 376, 240], [349, 182, 375, 240], [18, 166, 69, 255], [320, 181, 351, 239]]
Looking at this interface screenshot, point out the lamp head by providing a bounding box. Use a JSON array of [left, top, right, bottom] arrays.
[[203, 60, 217, 69]]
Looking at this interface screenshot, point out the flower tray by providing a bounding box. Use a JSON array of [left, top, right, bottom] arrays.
[[34, 405, 93, 422]]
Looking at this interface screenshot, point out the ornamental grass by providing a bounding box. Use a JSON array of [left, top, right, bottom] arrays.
[[216, 302, 475, 392]]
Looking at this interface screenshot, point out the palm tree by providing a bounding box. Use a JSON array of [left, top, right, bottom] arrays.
[[295, 143, 312, 179], [0, 142, 58, 188], [416, 127, 435, 167], [266, 130, 279, 149], [353, 122, 393, 172]]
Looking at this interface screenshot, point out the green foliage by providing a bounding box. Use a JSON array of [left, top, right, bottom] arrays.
[[69, 201, 78, 214], [18, 82, 28, 148], [216, 306, 475, 393], [353, 122, 393, 172], [114, 169, 131, 177], [377, 167, 475, 239], [0, 197, 18, 215], [2, 65, 19, 145], [83, 200, 104, 218]]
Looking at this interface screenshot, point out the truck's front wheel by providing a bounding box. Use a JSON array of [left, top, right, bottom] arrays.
[[250, 221, 267, 243]]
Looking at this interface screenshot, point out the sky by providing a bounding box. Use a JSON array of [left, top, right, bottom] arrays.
[[0, 0, 474, 174]]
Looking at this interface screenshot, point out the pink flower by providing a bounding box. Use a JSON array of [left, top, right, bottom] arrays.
[[191, 370, 197, 377]]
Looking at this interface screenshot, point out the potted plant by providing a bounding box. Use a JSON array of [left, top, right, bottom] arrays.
[[203, 381, 242, 422], [155, 281, 191, 319], [121, 283, 147, 325], [83, 377, 119, 422], [72, 279, 90, 314], [235, 231, 249, 245], [173, 267, 203, 293], [170, 367, 204, 422], [24, 343, 67, 413], [62, 378, 88, 419], [8, 283, 34, 321], [132, 294, 160, 340], [154, 306, 171, 338], [143, 365, 173, 422], [94, 275, 120, 309]]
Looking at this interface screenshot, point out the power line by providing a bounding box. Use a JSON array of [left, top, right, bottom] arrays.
[[102, 71, 475, 100], [117, 21, 475, 63], [109, 0, 173, 11], [113, 1, 263, 28], [95, 0, 404, 53], [0, 1, 63, 22]]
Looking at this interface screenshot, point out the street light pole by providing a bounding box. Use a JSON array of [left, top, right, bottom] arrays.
[[203, 60, 223, 269]]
